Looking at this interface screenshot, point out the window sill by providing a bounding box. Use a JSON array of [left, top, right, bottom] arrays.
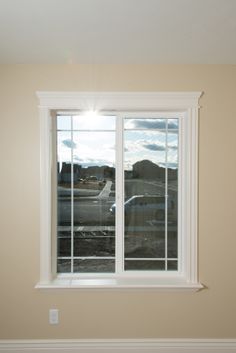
[[35, 277, 203, 291]]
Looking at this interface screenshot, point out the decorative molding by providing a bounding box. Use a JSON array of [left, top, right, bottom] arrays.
[[39, 106, 52, 285], [36, 91, 202, 110], [35, 277, 203, 291], [36, 91, 202, 290], [0, 339, 236, 353]]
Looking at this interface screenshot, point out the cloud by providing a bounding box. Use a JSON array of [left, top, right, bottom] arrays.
[[168, 145, 178, 150], [125, 138, 178, 155], [135, 119, 166, 129], [62, 139, 77, 149], [125, 139, 166, 153], [159, 162, 178, 169], [168, 120, 178, 129], [73, 155, 114, 167], [125, 119, 178, 130], [142, 143, 166, 151]]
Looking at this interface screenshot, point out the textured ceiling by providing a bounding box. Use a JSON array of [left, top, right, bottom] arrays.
[[0, 0, 236, 64]]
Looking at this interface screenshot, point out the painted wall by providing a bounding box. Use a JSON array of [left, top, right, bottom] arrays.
[[0, 65, 236, 339]]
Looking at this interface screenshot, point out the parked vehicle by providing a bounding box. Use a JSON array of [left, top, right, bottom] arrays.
[[86, 175, 98, 181], [110, 195, 176, 221]]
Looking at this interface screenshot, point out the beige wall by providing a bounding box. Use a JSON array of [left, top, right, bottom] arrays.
[[0, 64, 236, 339]]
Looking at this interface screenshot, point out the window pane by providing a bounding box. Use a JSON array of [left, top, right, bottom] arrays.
[[167, 127, 178, 263], [124, 117, 178, 271], [167, 260, 178, 271], [74, 230, 115, 257], [57, 131, 72, 273], [167, 133, 178, 167], [73, 259, 115, 273], [168, 119, 178, 130], [124, 120, 167, 271], [57, 115, 71, 130], [124, 117, 178, 131], [57, 259, 71, 273], [124, 118, 166, 130], [56, 115, 116, 274], [73, 115, 115, 130], [56, 115, 178, 274], [125, 260, 165, 271], [57, 165, 72, 226], [125, 231, 165, 258], [57, 229, 71, 257], [167, 167, 178, 259]]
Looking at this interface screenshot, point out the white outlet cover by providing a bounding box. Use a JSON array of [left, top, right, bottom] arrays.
[[49, 309, 59, 325]]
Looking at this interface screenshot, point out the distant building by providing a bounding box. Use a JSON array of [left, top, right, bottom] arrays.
[[58, 162, 81, 183], [131, 159, 177, 181], [80, 165, 115, 180]]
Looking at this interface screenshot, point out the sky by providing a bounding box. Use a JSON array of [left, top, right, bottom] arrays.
[[57, 115, 178, 171]]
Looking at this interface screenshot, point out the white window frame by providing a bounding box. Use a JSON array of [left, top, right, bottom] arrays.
[[35, 92, 203, 291]]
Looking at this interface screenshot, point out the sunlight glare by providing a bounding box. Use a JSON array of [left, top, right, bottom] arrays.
[[85, 110, 98, 119]]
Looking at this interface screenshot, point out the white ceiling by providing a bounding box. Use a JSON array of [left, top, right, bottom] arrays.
[[0, 0, 236, 64]]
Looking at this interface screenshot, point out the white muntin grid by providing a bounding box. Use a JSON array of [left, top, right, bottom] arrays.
[[56, 113, 179, 275], [122, 114, 179, 272], [56, 114, 116, 274]]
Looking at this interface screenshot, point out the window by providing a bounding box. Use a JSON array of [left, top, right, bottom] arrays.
[[36, 92, 203, 290]]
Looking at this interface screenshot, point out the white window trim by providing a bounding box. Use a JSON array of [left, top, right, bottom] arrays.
[[35, 91, 203, 291]]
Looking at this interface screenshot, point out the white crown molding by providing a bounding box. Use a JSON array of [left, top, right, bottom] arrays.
[[36, 91, 202, 110], [0, 339, 236, 353]]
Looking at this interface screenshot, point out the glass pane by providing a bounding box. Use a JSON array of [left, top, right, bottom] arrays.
[[74, 231, 115, 257], [72, 130, 115, 225], [167, 133, 178, 168], [57, 230, 71, 257], [124, 118, 178, 131], [73, 115, 115, 130], [57, 131, 71, 272], [72, 126, 115, 271], [167, 119, 178, 130], [125, 260, 165, 271], [57, 115, 71, 130], [167, 260, 178, 271], [57, 131, 72, 274], [57, 132, 72, 225], [124, 117, 179, 271], [124, 130, 166, 179], [124, 119, 168, 271], [124, 118, 166, 130], [167, 125, 178, 263], [56, 116, 116, 274], [73, 259, 115, 273], [57, 259, 71, 273], [167, 167, 178, 259], [125, 231, 165, 258]]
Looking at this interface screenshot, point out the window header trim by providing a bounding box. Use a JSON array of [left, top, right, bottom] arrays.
[[37, 91, 202, 111], [36, 91, 203, 291]]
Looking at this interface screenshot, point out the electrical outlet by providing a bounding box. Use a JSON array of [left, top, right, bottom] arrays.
[[49, 309, 59, 325]]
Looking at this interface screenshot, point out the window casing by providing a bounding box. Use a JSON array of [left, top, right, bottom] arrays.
[[36, 92, 202, 290]]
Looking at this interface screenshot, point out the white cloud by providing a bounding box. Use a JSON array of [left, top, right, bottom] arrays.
[[125, 118, 178, 131], [62, 139, 77, 149]]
